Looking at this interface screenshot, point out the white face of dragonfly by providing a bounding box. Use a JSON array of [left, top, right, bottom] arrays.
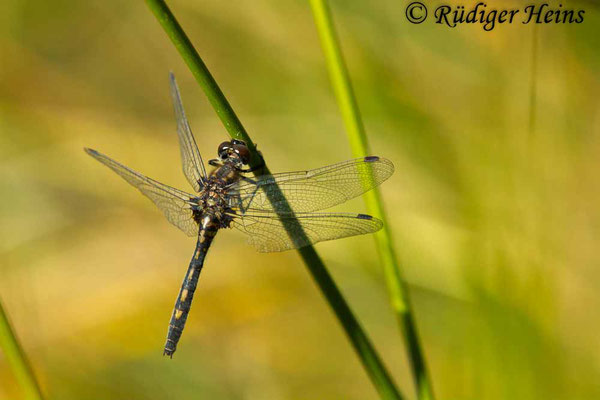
[[217, 139, 251, 167]]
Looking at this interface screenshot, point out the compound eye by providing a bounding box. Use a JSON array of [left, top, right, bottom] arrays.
[[218, 141, 231, 158], [233, 143, 251, 164]]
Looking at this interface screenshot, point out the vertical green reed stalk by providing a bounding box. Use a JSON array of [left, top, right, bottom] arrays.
[[308, 1, 435, 399], [0, 298, 44, 400], [144, 1, 403, 398]]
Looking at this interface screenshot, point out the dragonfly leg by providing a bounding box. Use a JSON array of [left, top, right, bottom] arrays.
[[238, 159, 265, 173], [208, 159, 222, 167], [239, 176, 257, 185]]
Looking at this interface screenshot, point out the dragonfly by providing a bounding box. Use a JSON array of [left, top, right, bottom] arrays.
[[85, 73, 394, 357]]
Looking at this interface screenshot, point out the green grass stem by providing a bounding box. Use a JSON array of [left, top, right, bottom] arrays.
[[144, 1, 404, 398], [308, 1, 435, 399], [0, 298, 44, 400]]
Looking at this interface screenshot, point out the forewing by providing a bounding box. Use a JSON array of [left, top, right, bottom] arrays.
[[227, 156, 393, 213], [169, 73, 207, 192], [85, 148, 198, 236], [230, 211, 382, 252]]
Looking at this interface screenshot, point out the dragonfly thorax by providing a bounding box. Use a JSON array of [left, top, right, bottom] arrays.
[[196, 186, 227, 209], [190, 176, 235, 229]]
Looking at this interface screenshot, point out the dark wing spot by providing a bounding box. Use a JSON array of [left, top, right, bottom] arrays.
[[84, 148, 99, 156], [356, 213, 373, 220], [364, 156, 379, 162]]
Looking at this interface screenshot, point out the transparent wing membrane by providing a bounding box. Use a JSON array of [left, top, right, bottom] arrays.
[[85, 148, 198, 236], [87, 79, 393, 251], [230, 211, 383, 252], [169, 73, 207, 192], [227, 156, 394, 213]]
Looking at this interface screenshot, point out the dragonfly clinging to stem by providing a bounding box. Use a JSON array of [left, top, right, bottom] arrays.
[[85, 73, 394, 357]]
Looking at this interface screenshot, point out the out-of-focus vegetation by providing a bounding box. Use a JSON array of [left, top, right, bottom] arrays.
[[1, 0, 599, 399]]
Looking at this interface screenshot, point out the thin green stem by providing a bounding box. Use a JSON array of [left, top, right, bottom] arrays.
[[144, 1, 403, 398], [308, 1, 435, 399], [0, 297, 44, 400]]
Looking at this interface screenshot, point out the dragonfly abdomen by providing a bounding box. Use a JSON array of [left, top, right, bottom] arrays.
[[163, 216, 219, 357]]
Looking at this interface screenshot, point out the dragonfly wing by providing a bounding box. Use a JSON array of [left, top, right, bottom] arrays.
[[226, 156, 394, 213], [229, 211, 382, 252], [169, 73, 207, 192], [85, 148, 198, 237]]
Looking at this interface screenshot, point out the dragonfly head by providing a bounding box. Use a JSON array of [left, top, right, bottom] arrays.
[[217, 139, 251, 167]]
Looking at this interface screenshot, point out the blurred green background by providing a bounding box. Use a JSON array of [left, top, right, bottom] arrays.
[[1, 0, 599, 399]]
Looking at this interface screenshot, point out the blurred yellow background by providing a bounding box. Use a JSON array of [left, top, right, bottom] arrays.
[[1, 0, 599, 399]]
